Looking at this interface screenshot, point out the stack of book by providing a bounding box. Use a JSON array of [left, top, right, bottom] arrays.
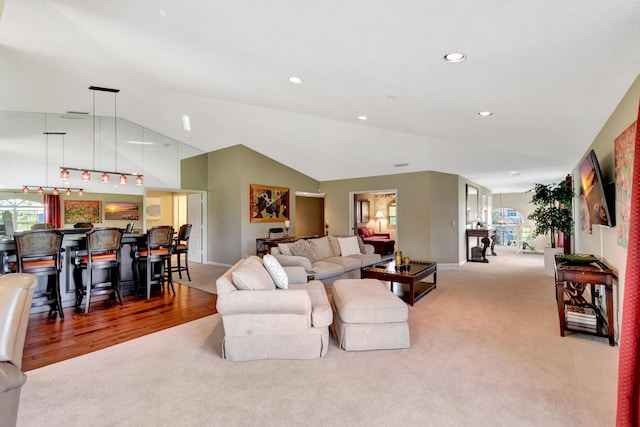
[[269, 228, 284, 238], [565, 305, 598, 332]]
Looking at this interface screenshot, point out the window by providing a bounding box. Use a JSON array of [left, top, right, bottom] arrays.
[[387, 200, 396, 228], [0, 199, 45, 232]]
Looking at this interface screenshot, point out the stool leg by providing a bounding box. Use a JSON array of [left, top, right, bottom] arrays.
[[54, 272, 64, 319], [184, 251, 191, 281], [85, 267, 92, 314], [167, 257, 175, 294], [114, 264, 123, 305], [146, 258, 152, 300]]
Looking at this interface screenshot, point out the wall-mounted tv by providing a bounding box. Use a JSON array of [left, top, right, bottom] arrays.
[[578, 149, 614, 227]]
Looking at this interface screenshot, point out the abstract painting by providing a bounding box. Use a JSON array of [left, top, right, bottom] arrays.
[[250, 184, 289, 222]]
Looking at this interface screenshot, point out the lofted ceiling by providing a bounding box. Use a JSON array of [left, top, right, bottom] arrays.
[[1, 0, 639, 193]]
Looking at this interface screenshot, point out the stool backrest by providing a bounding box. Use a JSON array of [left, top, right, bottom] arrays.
[[178, 224, 192, 242], [74, 222, 94, 229], [147, 226, 174, 249], [125, 221, 135, 233], [14, 230, 63, 271], [86, 227, 123, 253], [31, 223, 55, 230]]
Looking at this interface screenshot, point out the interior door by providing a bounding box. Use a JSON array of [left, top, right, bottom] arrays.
[[187, 193, 203, 263]]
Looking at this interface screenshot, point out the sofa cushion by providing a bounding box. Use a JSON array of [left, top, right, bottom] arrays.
[[262, 254, 289, 289], [231, 257, 276, 290], [327, 235, 341, 256], [357, 227, 371, 238], [356, 235, 366, 253], [338, 236, 361, 256], [308, 261, 345, 280], [308, 236, 332, 260], [323, 256, 362, 272], [289, 239, 317, 263], [278, 243, 293, 255], [347, 253, 382, 267]]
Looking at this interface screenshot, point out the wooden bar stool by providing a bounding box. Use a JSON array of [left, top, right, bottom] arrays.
[[133, 225, 174, 300], [14, 229, 64, 318], [171, 224, 192, 281], [73, 227, 124, 313]]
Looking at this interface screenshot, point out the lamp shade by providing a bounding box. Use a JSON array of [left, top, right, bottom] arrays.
[[375, 210, 385, 219]]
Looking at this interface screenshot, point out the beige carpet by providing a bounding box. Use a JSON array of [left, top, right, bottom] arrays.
[[17, 248, 618, 426]]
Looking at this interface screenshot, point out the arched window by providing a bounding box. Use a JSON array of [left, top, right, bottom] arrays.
[[387, 200, 396, 228], [0, 199, 45, 232]]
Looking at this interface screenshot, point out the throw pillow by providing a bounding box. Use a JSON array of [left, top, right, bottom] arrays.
[[308, 236, 332, 260], [327, 235, 341, 256], [289, 239, 317, 263], [231, 258, 276, 290], [278, 243, 293, 256], [263, 254, 289, 289], [338, 236, 361, 257], [356, 235, 366, 253]]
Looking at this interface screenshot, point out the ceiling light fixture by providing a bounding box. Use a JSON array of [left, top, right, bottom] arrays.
[[288, 76, 303, 84], [61, 86, 143, 186], [182, 114, 191, 132], [357, 115, 368, 121], [478, 111, 493, 117], [443, 52, 466, 63], [22, 185, 84, 196]]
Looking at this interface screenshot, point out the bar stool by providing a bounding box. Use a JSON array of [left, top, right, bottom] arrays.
[[73, 227, 124, 313], [133, 225, 174, 300], [171, 224, 192, 281], [14, 229, 64, 318]]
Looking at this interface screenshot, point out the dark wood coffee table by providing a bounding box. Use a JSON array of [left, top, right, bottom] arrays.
[[361, 260, 437, 306]]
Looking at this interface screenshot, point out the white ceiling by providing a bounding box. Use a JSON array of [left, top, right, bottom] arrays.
[[1, 0, 639, 193]]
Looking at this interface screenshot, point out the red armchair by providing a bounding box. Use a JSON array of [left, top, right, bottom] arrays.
[[357, 227, 395, 255]]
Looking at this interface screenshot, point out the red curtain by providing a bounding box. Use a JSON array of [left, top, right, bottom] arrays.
[[44, 194, 61, 228], [617, 101, 640, 426]]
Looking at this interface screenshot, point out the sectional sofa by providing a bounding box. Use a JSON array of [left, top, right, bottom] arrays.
[[271, 235, 382, 280]]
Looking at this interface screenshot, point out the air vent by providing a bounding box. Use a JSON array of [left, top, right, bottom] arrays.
[[394, 163, 409, 168]]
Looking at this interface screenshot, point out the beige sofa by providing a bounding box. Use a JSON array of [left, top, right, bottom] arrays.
[[0, 273, 37, 427], [271, 235, 382, 280], [216, 256, 333, 361]]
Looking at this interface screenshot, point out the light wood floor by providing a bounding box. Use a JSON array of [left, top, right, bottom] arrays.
[[22, 283, 217, 372]]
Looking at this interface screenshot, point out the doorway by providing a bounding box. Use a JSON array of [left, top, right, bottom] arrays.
[[295, 192, 325, 237], [144, 189, 207, 264], [350, 190, 397, 241]]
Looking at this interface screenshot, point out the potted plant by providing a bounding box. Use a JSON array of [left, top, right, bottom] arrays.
[[527, 178, 574, 275]]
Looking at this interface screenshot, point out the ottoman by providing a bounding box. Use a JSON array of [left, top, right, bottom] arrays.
[[331, 279, 410, 351]]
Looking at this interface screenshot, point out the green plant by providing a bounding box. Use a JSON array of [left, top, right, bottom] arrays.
[[527, 179, 574, 248]]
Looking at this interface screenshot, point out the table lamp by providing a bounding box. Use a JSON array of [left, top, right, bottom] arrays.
[[375, 211, 385, 232]]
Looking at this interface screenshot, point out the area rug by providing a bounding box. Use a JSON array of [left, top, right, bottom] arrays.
[[18, 249, 618, 426]]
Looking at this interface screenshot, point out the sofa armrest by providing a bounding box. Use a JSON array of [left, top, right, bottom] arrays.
[[0, 362, 27, 394], [273, 254, 312, 270], [216, 289, 311, 316], [373, 232, 391, 239], [283, 266, 309, 284]]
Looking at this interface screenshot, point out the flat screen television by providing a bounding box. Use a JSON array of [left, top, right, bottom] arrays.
[[578, 149, 614, 227]]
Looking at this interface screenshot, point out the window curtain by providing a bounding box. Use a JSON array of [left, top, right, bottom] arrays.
[[44, 194, 61, 228], [617, 100, 640, 426]]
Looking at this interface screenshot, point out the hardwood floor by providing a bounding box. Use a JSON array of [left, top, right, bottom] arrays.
[[22, 283, 217, 372]]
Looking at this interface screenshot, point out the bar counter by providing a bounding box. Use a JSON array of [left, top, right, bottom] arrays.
[[0, 229, 146, 314]]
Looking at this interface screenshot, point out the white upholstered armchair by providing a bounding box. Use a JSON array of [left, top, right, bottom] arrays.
[[0, 273, 37, 427]]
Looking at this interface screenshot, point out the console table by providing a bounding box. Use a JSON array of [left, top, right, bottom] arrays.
[[256, 236, 297, 257], [554, 254, 615, 346], [466, 228, 497, 263]]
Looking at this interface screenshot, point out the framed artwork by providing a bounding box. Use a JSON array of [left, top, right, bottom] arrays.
[[64, 200, 100, 224], [146, 197, 161, 220], [615, 120, 637, 248], [250, 184, 289, 222], [104, 202, 140, 220], [357, 200, 370, 222]]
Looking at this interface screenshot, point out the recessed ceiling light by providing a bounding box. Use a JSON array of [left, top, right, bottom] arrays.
[[127, 140, 155, 145], [357, 116, 368, 121], [509, 171, 521, 177], [288, 76, 303, 84], [443, 52, 466, 63], [478, 111, 493, 117]]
